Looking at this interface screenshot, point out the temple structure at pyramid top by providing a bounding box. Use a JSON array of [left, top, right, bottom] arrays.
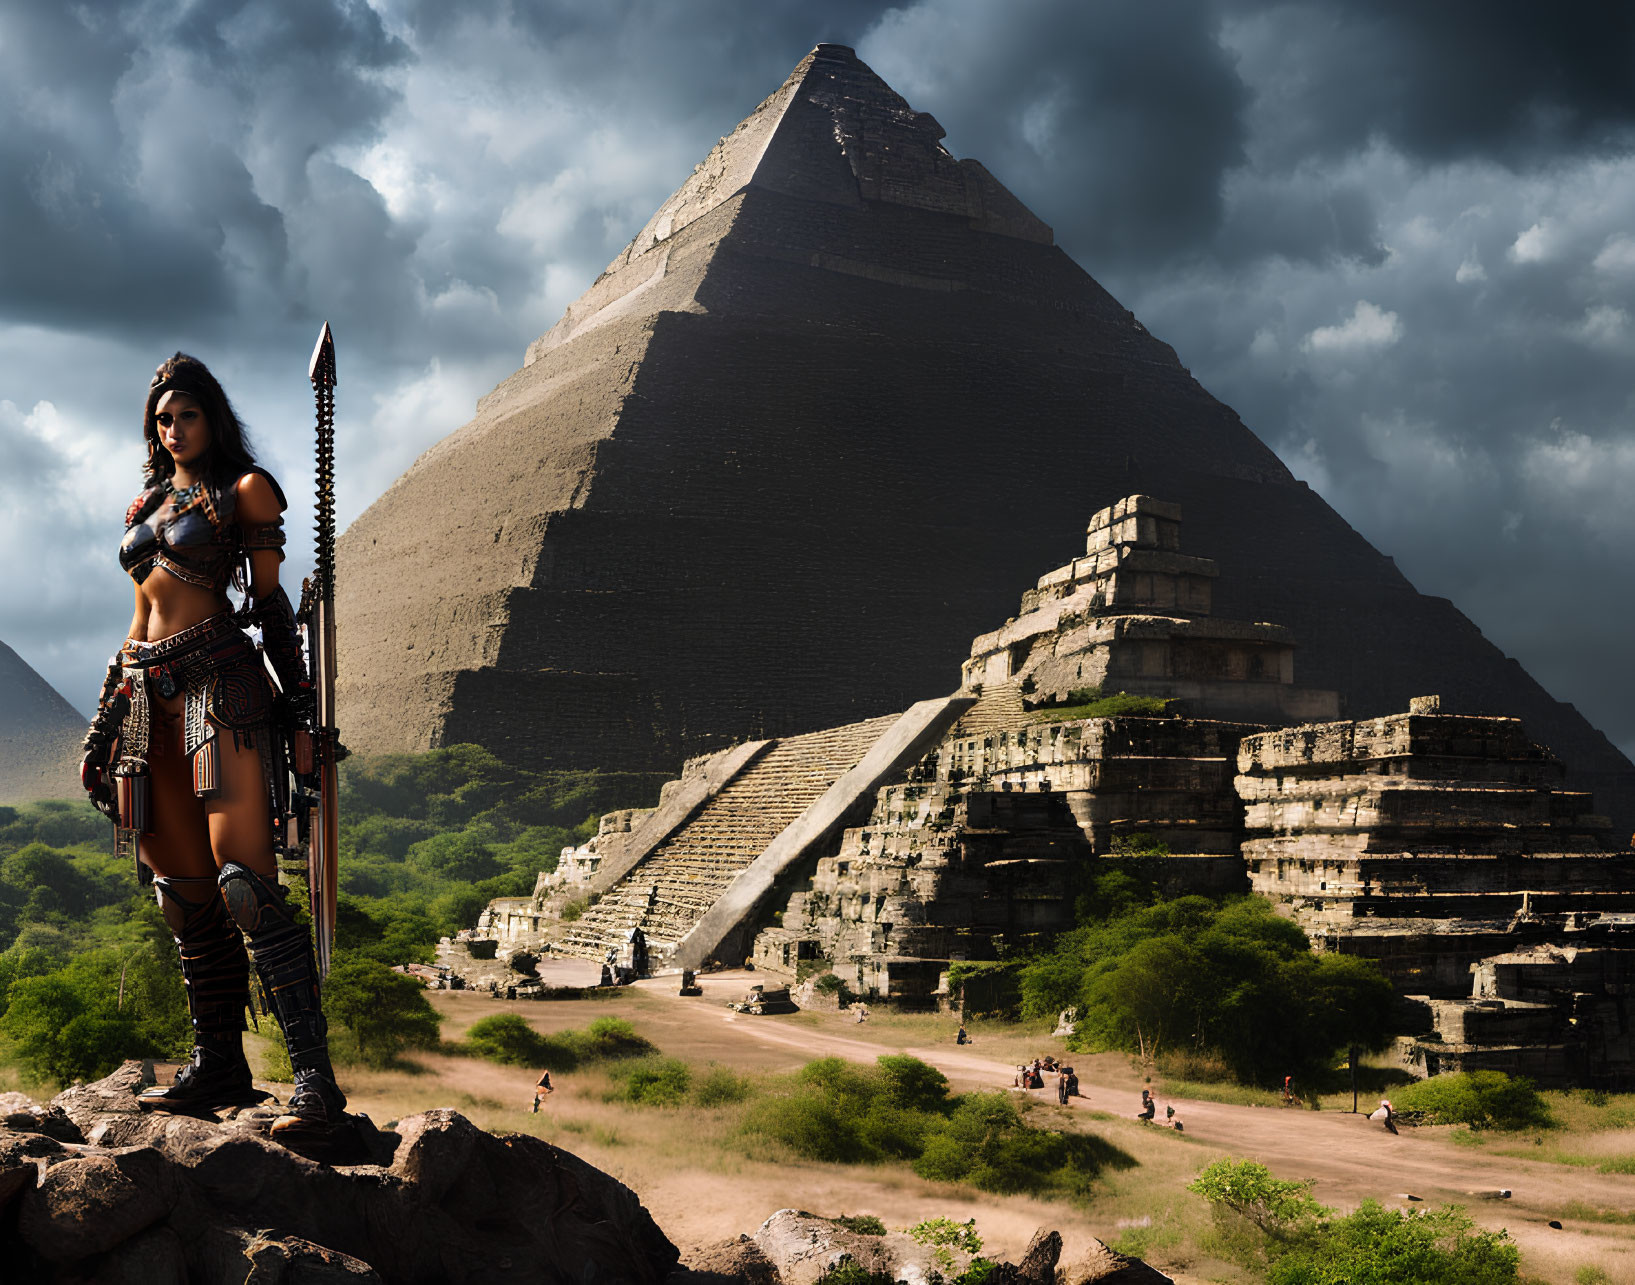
[[334, 44, 1635, 836]]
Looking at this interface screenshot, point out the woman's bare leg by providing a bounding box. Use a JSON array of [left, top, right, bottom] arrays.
[[138, 696, 264, 1110], [204, 730, 276, 877], [137, 698, 215, 879]]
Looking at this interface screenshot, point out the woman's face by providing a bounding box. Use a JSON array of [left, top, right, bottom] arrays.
[[154, 391, 212, 471]]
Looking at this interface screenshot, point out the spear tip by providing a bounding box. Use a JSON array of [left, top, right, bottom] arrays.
[[308, 321, 336, 388]]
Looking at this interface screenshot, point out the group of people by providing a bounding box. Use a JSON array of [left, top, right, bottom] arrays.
[[1014, 1056, 1080, 1103]]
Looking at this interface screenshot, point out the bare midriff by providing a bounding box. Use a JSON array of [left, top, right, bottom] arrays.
[[128, 568, 233, 644]]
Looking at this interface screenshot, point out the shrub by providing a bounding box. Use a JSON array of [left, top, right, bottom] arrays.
[[914, 1093, 1131, 1197], [611, 1057, 692, 1106], [466, 1014, 548, 1066], [577, 1016, 653, 1060], [1395, 1072, 1555, 1131], [908, 1216, 983, 1260], [1266, 1201, 1518, 1285], [830, 1215, 886, 1236], [694, 1064, 753, 1106], [745, 1090, 869, 1163], [814, 1261, 895, 1285], [1188, 1158, 1330, 1233]]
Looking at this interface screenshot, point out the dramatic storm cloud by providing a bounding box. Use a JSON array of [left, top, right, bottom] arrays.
[[3, 0, 1633, 765]]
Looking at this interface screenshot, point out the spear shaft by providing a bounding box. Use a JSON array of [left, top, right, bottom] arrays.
[[304, 322, 339, 977]]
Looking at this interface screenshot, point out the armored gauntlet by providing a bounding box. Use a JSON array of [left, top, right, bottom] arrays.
[[80, 652, 127, 820], [245, 587, 314, 731]]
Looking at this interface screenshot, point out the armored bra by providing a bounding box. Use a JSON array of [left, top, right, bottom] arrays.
[[120, 467, 287, 591]]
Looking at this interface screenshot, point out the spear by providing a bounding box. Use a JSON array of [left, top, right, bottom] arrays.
[[302, 322, 340, 977]]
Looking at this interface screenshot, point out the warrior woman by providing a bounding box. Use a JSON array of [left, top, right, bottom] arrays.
[[79, 352, 345, 1131]]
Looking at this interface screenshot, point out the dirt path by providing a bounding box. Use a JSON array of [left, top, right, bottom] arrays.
[[408, 980, 1635, 1283]]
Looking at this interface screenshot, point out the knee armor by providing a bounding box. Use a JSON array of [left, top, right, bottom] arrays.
[[217, 862, 332, 1068]]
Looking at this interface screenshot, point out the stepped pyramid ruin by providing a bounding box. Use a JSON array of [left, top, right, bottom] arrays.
[[455, 496, 1635, 1085], [336, 43, 1635, 835], [0, 641, 87, 804]]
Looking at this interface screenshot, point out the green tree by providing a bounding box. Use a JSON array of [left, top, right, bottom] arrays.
[[323, 956, 441, 1065]]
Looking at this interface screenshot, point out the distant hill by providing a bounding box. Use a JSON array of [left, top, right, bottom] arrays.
[[1, 640, 86, 804]]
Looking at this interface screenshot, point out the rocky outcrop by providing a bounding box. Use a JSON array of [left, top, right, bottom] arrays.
[[0, 1062, 678, 1284], [744, 1211, 1170, 1285]]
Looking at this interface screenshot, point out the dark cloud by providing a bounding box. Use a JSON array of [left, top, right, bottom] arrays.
[[865, 0, 1249, 267], [1224, 0, 1635, 170], [0, 0, 407, 338]]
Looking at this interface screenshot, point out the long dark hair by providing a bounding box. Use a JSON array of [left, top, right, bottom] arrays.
[[142, 352, 257, 484]]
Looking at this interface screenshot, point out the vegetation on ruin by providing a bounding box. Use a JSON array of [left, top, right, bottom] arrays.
[[1189, 1158, 1521, 1284], [1029, 687, 1174, 722]]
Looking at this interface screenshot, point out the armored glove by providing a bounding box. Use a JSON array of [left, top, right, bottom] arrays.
[[80, 652, 127, 821], [244, 587, 314, 731]]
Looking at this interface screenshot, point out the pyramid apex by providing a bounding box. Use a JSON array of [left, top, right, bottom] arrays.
[[527, 41, 1054, 360]]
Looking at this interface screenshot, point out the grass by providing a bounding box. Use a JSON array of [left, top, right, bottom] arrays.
[[1559, 1201, 1635, 1226], [1158, 1078, 1323, 1111]]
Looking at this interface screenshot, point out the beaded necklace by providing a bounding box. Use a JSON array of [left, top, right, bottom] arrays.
[[162, 475, 206, 510]]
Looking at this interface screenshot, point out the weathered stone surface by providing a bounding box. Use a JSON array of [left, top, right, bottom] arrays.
[[333, 44, 1635, 837], [0, 1064, 679, 1285], [751, 1213, 1146, 1285], [1014, 1228, 1062, 1285], [1065, 1237, 1174, 1284], [80, 1223, 189, 1285], [19, 1148, 179, 1261], [678, 1235, 782, 1285]]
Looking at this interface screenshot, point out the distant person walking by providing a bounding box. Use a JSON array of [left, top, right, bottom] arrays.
[[532, 1069, 554, 1113], [1138, 1088, 1156, 1121], [1056, 1068, 1070, 1105]]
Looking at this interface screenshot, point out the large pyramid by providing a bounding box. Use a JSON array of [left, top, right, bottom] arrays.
[[336, 44, 1635, 833], [0, 641, 87, 804]]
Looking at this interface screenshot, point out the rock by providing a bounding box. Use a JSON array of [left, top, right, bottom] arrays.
[[1015, 1228, 1061, 1285], [678, 1234, 782, 1285], [196, 1222, 382, 1283], [1065, 1238, 1174, 1285], [19, 1147, 178, 1261], [751, 1213, 1127, 1285], [80, 1223, 189, 1285], [753, 1210, 918, 1285], [0, 1063, 678, 1284]]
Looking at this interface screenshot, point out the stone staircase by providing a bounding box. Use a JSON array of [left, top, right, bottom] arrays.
[[554, 713, 903, 965], [947, 680, 1029, 737]]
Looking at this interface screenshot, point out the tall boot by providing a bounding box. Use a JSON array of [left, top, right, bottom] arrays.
[[218, 862, 348, 1130], [140, 876, 267, 1111]]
